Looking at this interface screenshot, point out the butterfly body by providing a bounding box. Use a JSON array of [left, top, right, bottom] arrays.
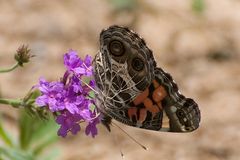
[[93, 25, 200, 133]]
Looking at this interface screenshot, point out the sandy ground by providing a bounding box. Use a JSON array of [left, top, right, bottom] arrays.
[[0, 0, 240, 160]]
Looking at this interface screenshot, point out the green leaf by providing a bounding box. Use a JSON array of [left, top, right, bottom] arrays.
[[88, 91, 95, 99], [19, 110, 39, 150], [27, 90, 41, 101], [0, 147, 34, 160], [89, 104, 96, 112], [32, 135, 58, 156], [31, 119, 59, 155], [19, 110, 58, 151], [31, 119, 57, 142], [0, 115, 14, 147]]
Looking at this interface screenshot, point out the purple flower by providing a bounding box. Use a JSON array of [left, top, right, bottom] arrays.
[[63, 50, 83, 72], [69, 75, 83, 93], [84, 55, 92, 67], [59, 89, 83, 114], [63, 50, 93, 76], [85, 115, 100, 138], [89, 79, 95, 88], [35, 50, 100, 138], [56, 111, 82, 137], [83, 55, 93, 76], [35, 78, 65, 112]]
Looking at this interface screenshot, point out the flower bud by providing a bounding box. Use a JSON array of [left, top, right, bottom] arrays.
[[14, 45, 34, 66]]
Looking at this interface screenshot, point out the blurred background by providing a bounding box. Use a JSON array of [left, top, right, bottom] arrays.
[[0, 0, 240, 160]]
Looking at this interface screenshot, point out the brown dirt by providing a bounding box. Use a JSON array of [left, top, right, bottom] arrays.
[[0, 0, 240, 160]]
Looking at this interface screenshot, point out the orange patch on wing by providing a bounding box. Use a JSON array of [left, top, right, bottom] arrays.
[[150, 105, 160, 117], [138, 109, 147, 123], [144, 98, 160, 117], [153, 79, 160, 88], [133, 88, 149, 105], [143, 98, 153, 108], [152, 85, 167, 103], [128, 107, 137, 121]]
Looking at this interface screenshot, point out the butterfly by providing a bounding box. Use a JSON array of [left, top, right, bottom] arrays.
[[93, 25, 200, 133]]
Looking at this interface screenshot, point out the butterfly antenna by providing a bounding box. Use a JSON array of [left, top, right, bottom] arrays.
[[111, 131, 125, 159], [79, 78, 99, 95], [105, 124, 125, 159], [112, 122, 148, 151]]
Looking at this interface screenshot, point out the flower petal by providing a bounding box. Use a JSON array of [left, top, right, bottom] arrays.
[[35, 95, 48, 106], [57, 125, 68, 137], [71, 123, 81, 135]]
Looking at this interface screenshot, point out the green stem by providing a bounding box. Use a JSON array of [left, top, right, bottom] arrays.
[[0, 63, 19, 73], [0, 98, 22, 108]]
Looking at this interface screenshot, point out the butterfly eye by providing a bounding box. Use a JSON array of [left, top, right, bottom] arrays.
[[132, 57, 144, 71], [109, 40, 125, 56]]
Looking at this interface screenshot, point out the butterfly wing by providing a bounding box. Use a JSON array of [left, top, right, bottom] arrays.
[[94, 25, 155, 111], [132, 67, 201, 132], [100, 67, 200, 132], [94, 25, 200, 132]]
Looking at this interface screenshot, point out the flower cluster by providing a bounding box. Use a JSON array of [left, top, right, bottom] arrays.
[[35, 50, 100, 138]]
